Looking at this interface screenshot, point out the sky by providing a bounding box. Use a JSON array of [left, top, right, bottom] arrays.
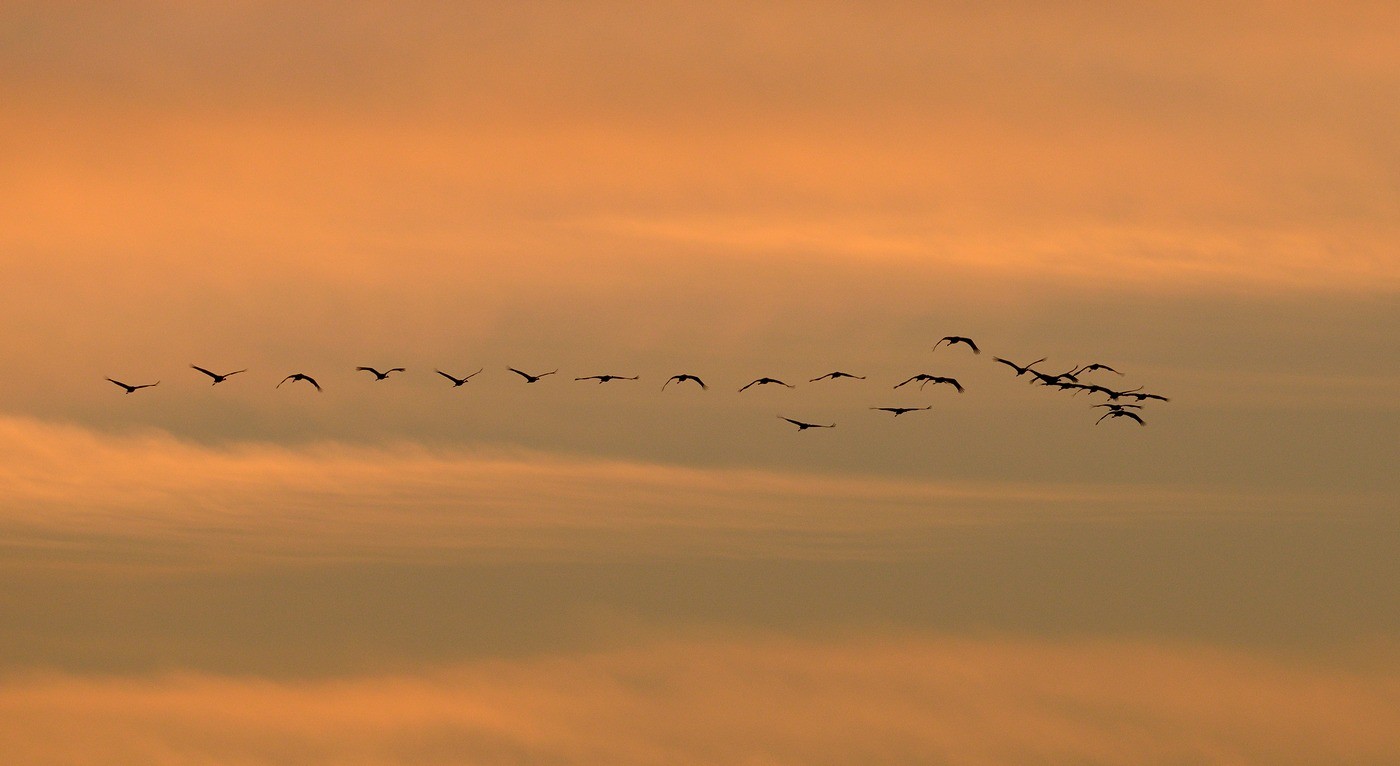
[[1, 1, 1398, 763]]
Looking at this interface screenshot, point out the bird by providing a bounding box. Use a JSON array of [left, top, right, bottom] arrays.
[[356, 366, 406, 380], [933, 336, 980, 354], [1028, 369, 1079, 386], [870, 406, 931, 417], [436, 368, 483, 387], [1096, 410, 1145, 426], [778, 416, 834, 431], [1073, 363, 1124, 376], [992, 357, 1046, 377], [191, 365, 245, 385], [738, 377, 795, 392], [1123, 391, 1170, 402], [575, 374, 638, 383], [662, 374, 707, 390], [106, 378, 158, 394], [809, 371, 866, 382], [895, 374, 963, 393], [277, 373, 321, 391], [507, 367, 557, 383], [1092, 403, 1143, 411]]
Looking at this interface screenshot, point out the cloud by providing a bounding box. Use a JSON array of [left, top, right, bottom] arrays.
[[1, 634, 1395, 765], [0, 414, 1299, 570]]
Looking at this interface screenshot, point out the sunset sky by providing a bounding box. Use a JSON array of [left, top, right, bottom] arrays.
[[2, 2, 1397, 763]]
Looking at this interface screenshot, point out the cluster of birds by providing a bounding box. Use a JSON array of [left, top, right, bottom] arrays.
[[105, 336, 1169, 430]]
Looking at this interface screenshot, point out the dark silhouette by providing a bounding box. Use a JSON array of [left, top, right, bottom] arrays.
[[1072, 363, 1124, 376], [809, 371, 866, 382], [992, 357, 1046, 377], [895, 374, 963, 393], [933, 336, 980, 354], [870, 406, 931, 417], [1123, 391, 1170, 403], [436, 368, 483, 387], [575, 374, 638, 383], [1096, 410, 1145, 426], [739, 377, 795, 392], [356, 366, 406, 380], [507, 368, 557, 383], [191, 365, 245, 385], [1092, 403, 1143, 411], [107, 378, 158, 394], [778, 416, 834, 431], [278, 373, 321, 391], [663, 374, 707, 390], [1028, 369, 1079, 386]]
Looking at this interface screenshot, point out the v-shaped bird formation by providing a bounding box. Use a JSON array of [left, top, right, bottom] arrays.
[[106, 335, 1170, 430]]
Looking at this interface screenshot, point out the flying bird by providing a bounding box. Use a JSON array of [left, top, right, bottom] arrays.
[[191, 365, 245, 385], [106, 378, 158, 394], [933, 336, 980, 354], [1123, 391, 1170, 402], [809, 371, 866, 382], [356, 366, 406, 380], [1028, 369, 1079, 386], [575, 374, 638, 383], [507, 367, 557, 383], [895, 374, 963, 393], [778, 416, 834, 431], [1096, 410, 1145, 426], [277, 373, 321, 391], [738, 377, 795, 392], [662, 374, 707, 390], [870, 406, 931, 417], [436, 368, 483, 387], [1092, 403, 1143, 411], [1073, 363, 1124, 376], [993, 357, 1046, 377]]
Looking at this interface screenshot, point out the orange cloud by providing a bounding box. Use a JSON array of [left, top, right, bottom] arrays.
[[1, 635, 1395, 764]]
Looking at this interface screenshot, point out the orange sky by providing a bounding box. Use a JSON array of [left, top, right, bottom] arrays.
[[2, 2, 1397, 763]]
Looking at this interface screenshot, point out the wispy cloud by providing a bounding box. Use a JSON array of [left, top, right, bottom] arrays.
[[2, 634, 1395, 765], [0, 415, 1329, 570]]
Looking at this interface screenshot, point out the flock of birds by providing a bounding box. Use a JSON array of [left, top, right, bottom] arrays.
[[105, 336, 1170, 429]]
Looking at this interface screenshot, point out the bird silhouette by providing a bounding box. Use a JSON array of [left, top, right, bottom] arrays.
[[662, 374, 707, 390], [809, 371, 866, 382], [778, 416, 834, 430], [895, 374, 963, 393], [738, 377, 795, 392], [1028, 369, 1079, 386], [992, 357, 1046, 377], [1092, 403, 1143, 411], [870, 406, 931, 417], [1123, 391, 1170, 402], [575, 374, 638, 383], [356, 366, 406, 380], [191, 365, 245, 385], [1073, 363, 1124, 376], [508, 367, 557, 383], [933, 336, 980, 354], [1096, 410, 1145, 426], [436, 368, 483, 387], [107, 378, 158, 394], [278, 373, 321, 391]]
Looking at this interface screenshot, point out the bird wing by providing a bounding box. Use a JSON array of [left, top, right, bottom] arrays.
[[738, 380, 757, 392], [388, 368, 406, 373], [190, 365, 217, 378], [466, 368, 483, 379], [894, 376, 919, 389], [277, 376, 292, 388], [436, 370, 458, 382], [106, 378, 130, 389], [949, 378, 964, 392], [307, 376, 322, 391], [964, 338, 981, 353], [1124, 411, 1145, 424], [356, 367, 380, 375], [507, 368, 530, 380]]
